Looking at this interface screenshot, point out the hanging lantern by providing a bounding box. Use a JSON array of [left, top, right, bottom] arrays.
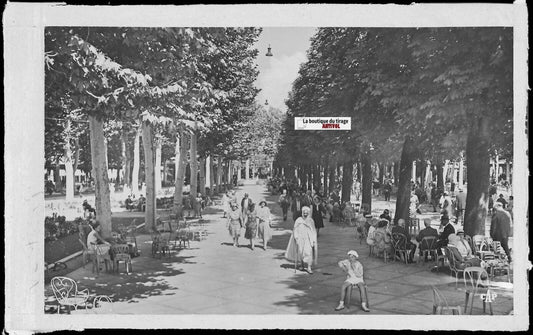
[[265, 44, 273, 57]]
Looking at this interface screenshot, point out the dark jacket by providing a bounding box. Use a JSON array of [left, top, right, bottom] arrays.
[[438, 223, 455, 246], [311, 203, 325, 229], [416, 226, 439, 245], [490, 209, 512, 240]]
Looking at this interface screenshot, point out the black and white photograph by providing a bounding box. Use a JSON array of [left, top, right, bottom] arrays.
[[4, 2, 529, 331]]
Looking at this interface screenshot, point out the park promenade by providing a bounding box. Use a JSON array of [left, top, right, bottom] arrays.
[[44, 180, 513, 315]]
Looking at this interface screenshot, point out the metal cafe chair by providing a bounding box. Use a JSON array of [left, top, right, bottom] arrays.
[[463, 266, 493, 315], [50, 276, 90, 314], [431, 285, 462, 315]]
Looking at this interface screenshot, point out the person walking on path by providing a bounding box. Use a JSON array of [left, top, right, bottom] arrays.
[[241, 193, 252, 226], [226, 202, 243, 247], [221, 191, 230, 218], [256, 200, 273, 250], [291, 191, 303, 222], [311, 196, 326, 236], [454, 188, 466, 225], [278, 189, 291, 221], [244, 202, 259, 250], [430, 184, 442, 212], [285, 206, 318, 274], [490, 202, 512, 262], [383, 180, 392, 202], [335, 250, 370, 312]]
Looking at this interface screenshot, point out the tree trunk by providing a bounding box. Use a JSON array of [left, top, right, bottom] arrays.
[[435, 160, 444, 190], [420, 160, 427, 190], [88, 114, 112, 238], [155, 139, 162, 195], [464, 117, 491, 236], [393, 161, 400, 187], [141, 121, 156, 232], [163, 159, 169, 184], [313, 164, 320, 191], [54, 157, 61, 191], [361, 152, 372, 212], [323, 160, 328, 195], [394, 136, 417, 224], [173, 128, 189, 217], [64, 140, 75, 201], [208, 155, 214, 196], [378, 162, 385, 184], [131, 125, 141, 195], [121, 128, 131, 189], [341, 160, 354, 203], [328, 164, 336, 195], [190, 130, 198, 197], [216, 158, 223, 193], [199, 156, 206, 196], [73, 137, 80, 194], [116, 168, 121, 187]]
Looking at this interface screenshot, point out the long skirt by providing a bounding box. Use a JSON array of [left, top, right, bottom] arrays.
[[245, 221, 258, 240], [257, 219, 272, 241], [228, 222, 241, 238]]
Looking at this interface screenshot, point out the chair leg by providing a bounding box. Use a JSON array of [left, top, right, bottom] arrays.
[[468, 295, 475, 314]]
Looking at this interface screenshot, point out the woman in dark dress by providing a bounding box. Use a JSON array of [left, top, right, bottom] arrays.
[[244, 202, 258, 250], [311, 197, 326, 236]]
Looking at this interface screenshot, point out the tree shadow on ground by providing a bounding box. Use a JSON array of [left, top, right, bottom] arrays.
[[44, 236, 199, 314]]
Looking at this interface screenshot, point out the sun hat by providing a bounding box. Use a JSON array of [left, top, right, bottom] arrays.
[[347, 250, 359, 258], [259, 200, 267, 206]]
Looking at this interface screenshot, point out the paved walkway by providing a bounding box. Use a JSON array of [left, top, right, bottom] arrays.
[[44, 181, 513, 315]]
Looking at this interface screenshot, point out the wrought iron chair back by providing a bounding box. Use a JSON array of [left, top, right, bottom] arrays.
[[50, 276, 90, 313], [392, 232, 409, 264]]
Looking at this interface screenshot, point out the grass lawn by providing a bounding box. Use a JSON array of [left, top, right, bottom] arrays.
[[45, 213, 146, 264]]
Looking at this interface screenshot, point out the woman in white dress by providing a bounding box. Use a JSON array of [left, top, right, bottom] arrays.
[[256, 200, 273, 250], [285, 206, 318, 273], [221, 192, 230, 218]]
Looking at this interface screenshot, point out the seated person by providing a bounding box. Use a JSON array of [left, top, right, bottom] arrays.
[[455, 230, 475, 259], [125, 195, 134, 210], [436, 215, 455, 251], [366, 218, 379, 245], [374, 219, 393, 256], [416, 218, 439, 260], [86, 221, 111, 253], [447, 234, 482, 268], [391, 218, 417, 263], [137, 194, 146, 212], [335, 250, 370, 312], [379, 209, 392, 223]]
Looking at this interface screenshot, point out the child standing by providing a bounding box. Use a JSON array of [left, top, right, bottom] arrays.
[[335, 250, 370, 312]]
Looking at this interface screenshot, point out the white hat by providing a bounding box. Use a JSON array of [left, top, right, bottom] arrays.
[[347, 250, 359, 258]]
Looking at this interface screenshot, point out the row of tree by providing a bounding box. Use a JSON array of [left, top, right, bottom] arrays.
[[275, 28, 512, 235], [45, 27, 266, 236]]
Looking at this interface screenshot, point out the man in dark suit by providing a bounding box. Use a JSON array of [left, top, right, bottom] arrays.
[[454, 188, 467, 225], [436, 215, 455, 251], [416, 218, 439, 260], [291, 192, 303, 222], [311, 196, 326, 236], [491, 202, 512, 262]]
